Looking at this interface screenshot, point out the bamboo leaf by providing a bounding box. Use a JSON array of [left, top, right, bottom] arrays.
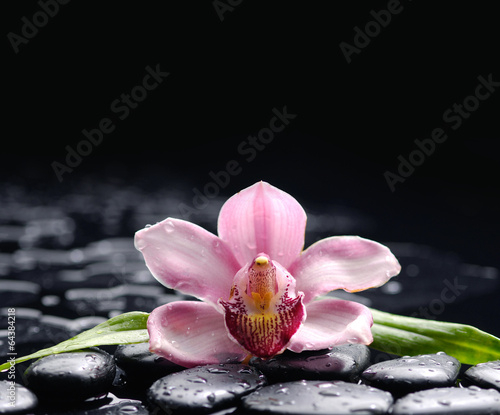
[[370, 308, 500, 365], [0, 311, 149, 372]]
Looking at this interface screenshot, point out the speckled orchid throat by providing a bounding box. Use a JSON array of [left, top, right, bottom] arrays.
[[219, 254, 305, 359]]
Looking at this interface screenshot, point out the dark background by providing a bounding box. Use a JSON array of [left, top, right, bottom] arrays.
[[3, 2, 500, 334]]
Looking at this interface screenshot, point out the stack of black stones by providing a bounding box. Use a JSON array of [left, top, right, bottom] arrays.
[[1, 178, 500, 414]]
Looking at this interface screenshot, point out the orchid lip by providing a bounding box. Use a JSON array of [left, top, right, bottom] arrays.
[[220, 253, 306, 359]]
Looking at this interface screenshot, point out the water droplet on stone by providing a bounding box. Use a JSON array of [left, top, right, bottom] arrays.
[[319, 390, 341, 397], [187, 376, 207, 384], [119, 404, 140, 413], [207, 367, 229, 374], [238, 368, 252, 374]]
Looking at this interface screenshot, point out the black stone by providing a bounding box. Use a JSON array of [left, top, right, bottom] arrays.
[[250, 344, 370, 383], [0, 280, 40, 308], [64, 284, 174, 316], [392, 386, 500, 414], [147, 364, 266, 415], [24, 347, 116, 402], [31, 392, 149, 415], [0, 309, 74, 365], [361, 352, 460, 396], [242, 379, 393, 414], [114, 342, 184, 384], [463, 360, 500, 392], [0, 380, 38, 414]]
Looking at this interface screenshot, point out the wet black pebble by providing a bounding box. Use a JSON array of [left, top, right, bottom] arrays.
[[250, 344, 370, 383], [0, 280, 40, 308], [114, 342, 184, 384], [361, 352, 460, 395], [24, 347, 116, 402], [463, 360, 500, 392], [0, 380, 38, 414], [147, 364, 266, 415], [242, 379, 393, 414], [392, 386, 500, 414]]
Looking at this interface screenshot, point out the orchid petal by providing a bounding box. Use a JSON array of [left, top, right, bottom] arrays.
[[218, 181, 307, 269], [148, 301, 247, 368], [288, 298, 373, 353], [135, 218, 241, 306], [289, 236, 401, 303]]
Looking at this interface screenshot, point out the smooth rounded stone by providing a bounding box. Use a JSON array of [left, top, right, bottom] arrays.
[[24, 347, 116, 401], [392, 386, 500, 414], [0, 380, 38, 414], [64, 284, 170, 316], [114, 342, 184, 384], [0, 280, 40, 307], [361, 352, 460, 395], [13, 248, 80, 269], [0, 312, 75, 362], [463, 360, 500, 391], [147, 364, 267, 415], [242, 380, 393, 414], [250, 344, 370, 382]]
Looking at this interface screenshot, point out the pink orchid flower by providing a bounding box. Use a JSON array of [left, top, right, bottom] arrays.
[[135, 181, 401, 368]]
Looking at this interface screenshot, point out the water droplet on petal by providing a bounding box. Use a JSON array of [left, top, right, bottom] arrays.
[[164, 220, 175, 233]]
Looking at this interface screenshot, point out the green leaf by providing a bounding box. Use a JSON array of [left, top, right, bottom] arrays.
[[370, 308, 500, 365], [0, 311, 149, 372]]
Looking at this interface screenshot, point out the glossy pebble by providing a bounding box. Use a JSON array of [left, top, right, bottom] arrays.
[[463, 360, 500, 391], [24, 347, 116, 401], [392, 386, 500, 414], [242, 379, 393, 414], [251, 343, 370, 383], [361, 352, 460, 395], [147, 364, 266, 414], [114, 342, 184, 384], [0, 380, 38, 414]]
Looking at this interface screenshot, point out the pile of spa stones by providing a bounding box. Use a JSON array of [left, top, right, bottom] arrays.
[[1, 343, 499, 414]]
